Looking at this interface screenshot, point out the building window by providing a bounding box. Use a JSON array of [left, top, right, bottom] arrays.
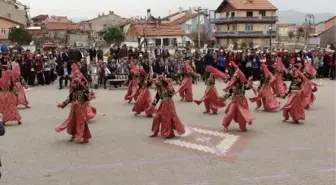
[[232, 24, 237, 31], [246, 11, 253, 17], [1, 28, 6, 34], [186, 24, 192, 32], [230, 12, 235, 17], [245, 24, 253, 31], [155, 39, 161, 46], [162, 38, 169, 46], [226, 12, 229, 17], [170, 38, 177, 46], [264, 39, 270, 45], [259, 10, 266, 17]]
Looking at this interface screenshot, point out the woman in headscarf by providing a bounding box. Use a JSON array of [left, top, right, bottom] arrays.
[[0, 70, 22, 125], [249, 63, 280, 112], [301, 61, 318, 109], [132, 68, 154, 117], [222, 62, 255, 132], [176, 60, 199, 102], [124, 61, 140, 103], [282, 66, 307, 123], [272, 57, 287, 97], [150, 76, 185, 138], [55, 76, 93, 143], [194, 66, 229, 114], [12, 65, 30, 108]]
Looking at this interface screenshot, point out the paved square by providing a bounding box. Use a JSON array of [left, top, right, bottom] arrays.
[[0, 80, 335, 185]]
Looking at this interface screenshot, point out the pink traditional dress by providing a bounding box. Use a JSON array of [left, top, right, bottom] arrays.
[[302, 62, 318, 109], [125, 61, 140, 103], [150, 77, 185, 138], [176, 61, 196, 102], [222, 63, 255, 132], [56, 78, 93, 143], [194, 66, 228, 114], [12, 66, 30, 108], [132, 69, 154, 116], [0, 70, 22, 125], [249, 63, 280, 112], [282, 68, 306, 123], [272, 57, 287, 97]]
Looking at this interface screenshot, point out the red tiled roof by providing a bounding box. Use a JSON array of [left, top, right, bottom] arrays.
[[131, 23, 185, 37], [216, 0, 277, 11], [47, 16, 69, 23], [31, 14, 49, 21], [168, 13, 199, 25], [162, 11, 186, 20], [47, 23, 83, 31]]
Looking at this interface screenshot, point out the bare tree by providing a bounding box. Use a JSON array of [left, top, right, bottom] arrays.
[[294, 27, 305, 49]]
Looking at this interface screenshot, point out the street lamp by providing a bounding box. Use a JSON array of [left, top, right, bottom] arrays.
[[268, 25, 272, 50], [16, 25, 20, 28]]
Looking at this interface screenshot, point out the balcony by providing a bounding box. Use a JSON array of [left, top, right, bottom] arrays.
[[213, 31, 277, 38], [212, 17, 278, 24]]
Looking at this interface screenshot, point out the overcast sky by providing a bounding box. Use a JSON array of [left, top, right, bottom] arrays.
[[20, 0, 336, 19]]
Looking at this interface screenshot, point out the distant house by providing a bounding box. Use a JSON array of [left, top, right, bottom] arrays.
[[46, 22, 85, 43], [0, 15, 24, 42], [126, 23, 187, 47], [212, 0, 278, 48], [82, 11, 125, 42], [276, 23, 296, 37], [315, 16, 336, 35], [31, 14, 49, 27], [0, 0, 28, 26], [310, 25, 336, 48]]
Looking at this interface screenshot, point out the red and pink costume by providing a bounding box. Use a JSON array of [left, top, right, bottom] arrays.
[[125, 61, 140, 103], [282, 68, 306, 123], [0, 70, 22, 125], [250, 63, 280, 112], [132, 69, 154, 116], [272, 57, 287, 97], [56, 77, 93, 143], [222, 63, 255, 132], [150, 77, 185, 138], [302, 62, 318, 109], [12, 66, 30, 108], [194, 66, 228, 114], [176, 61, 194, 102]]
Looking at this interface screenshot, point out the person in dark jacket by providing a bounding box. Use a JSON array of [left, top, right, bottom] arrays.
[[0, 113, 4, 136]]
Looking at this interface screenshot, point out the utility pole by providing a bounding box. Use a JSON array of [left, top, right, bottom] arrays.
[[194, 7, 208, 48], [303, 14, 315, 50]]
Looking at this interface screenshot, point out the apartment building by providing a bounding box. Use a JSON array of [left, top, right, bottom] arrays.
[[212, 0, 278, 48]]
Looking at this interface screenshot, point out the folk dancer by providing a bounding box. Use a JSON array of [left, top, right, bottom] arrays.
[[272, 57, 287, 97], [56, 77, 94, 143], [222, 62, 255, 132], [302, 61, 318, 109], [249, 63, 280, 112], [133, 69, 154, 117], [124, 61, 140, 103], [282, 66, 307, 123], [176, 60, 199, 102], [150, 76, 185, 138], [194, 66, 229, 114], [70, 64, 97, 120], [12, 65, 30, 108], [0, 70, 22, 125]]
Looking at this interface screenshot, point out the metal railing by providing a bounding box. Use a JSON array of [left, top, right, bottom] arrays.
[[212, 16, 278, 24], [212, 31, 277, 37]]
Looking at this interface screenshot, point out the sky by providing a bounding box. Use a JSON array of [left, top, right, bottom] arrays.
[[20, 0, 336, 20]]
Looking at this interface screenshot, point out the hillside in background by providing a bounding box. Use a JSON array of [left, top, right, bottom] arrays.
[[277, 10, 335, 24]]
